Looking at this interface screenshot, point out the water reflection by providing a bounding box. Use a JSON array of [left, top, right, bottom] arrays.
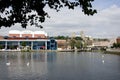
[[0, 52, 120, 80], [0, 52, 57, 80], [102, 54, 105, 64]]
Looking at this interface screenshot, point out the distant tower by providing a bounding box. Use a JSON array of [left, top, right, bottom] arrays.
[[80, 31, 85, 40], [71, 32, 76, 38]]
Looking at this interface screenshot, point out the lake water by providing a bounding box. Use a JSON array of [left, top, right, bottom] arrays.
[[0, 52, 120, 80]]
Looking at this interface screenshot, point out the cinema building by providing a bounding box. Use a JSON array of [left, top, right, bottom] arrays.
[[0, 30, 57, 50]]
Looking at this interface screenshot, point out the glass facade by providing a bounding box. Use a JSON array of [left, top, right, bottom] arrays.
[[33, 41, 45, 50], [0, 39, 57, 50], [20, 41, 31, 47], [49, 38, 57, 50], [0, 41, 5, 49], [7, 41, 18, 49]]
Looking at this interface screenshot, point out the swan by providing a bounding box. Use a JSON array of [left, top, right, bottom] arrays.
[[102, 55, 104, 58], [102, 60, 104, 64], [6, 62, 10, 66], [27, 62, 30, 66]]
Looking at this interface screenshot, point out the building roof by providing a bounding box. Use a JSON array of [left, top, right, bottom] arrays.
[[9, 30, 47, 36], [21, 30, 34, 34], [34, 31, 47, 36]]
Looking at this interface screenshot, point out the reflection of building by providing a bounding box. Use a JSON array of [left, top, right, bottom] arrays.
[[0, 30, 57, 50]]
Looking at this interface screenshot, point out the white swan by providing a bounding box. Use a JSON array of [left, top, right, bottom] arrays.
[[102, 55, 104, 58], [102, 60, 104, 64], [27, 62, 30, 66], [6, 62, 10, 66]]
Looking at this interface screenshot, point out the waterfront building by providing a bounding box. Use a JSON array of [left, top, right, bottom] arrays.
[[92, 38, 116, 49], [57, 39, 71, 50], [92, 41, 110, 48], [0, 30, 57, 50]]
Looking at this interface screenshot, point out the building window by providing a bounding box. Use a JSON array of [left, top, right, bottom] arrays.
[[51, 40, 55, 43]]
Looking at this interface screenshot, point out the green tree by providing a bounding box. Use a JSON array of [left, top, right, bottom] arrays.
[[75, 40, 83, 49], [21, 41, 27, 47], [54, 36, 70, 40], [69, 37, 84, 49], [74, 37, 83, 40], [0, 0, 97, 28], [69, 38, 76, 49], [9, 45, 15, 49], [0, 45, 3, 49], [112, 43, 120, 48]]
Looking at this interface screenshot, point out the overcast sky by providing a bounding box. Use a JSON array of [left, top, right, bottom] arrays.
[[0, 0, 120, 38]]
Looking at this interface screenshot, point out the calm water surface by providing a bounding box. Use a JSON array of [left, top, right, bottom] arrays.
[[0, 52, 120, 80]]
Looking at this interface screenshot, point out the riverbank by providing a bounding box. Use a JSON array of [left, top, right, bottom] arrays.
[[105, 49, 120, 53], [0, 49, 120, 54], [0, 49, 75, 52], [0, 49, 102, 53]]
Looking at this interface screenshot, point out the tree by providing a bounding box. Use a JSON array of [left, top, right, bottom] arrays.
[[21, 41, 27, 47], [69, 38, 76, 49], [75, 40, 83, 49], [69, 37, 84, 49], [0, 0, 97, 28], [74, 37, 83, 40], [0, 45, 3, 49], [112, 43, 120, 48], [9, 45, 15, 49], [54, 35, 70, 40]]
